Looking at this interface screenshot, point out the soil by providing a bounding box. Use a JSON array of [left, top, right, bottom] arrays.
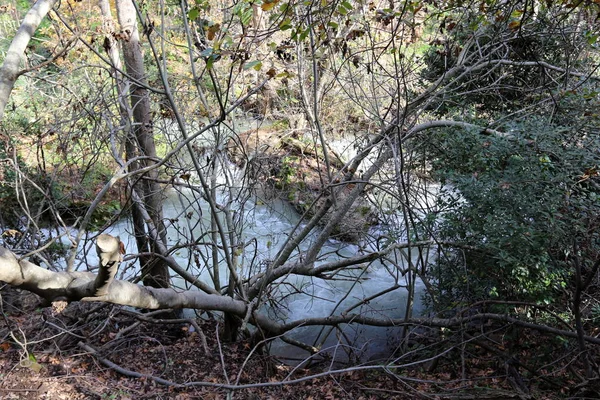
[[2, 286, 599, 399], [0, 287, 408, 400]]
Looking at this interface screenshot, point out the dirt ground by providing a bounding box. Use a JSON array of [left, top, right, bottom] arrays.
[[0, 287, 408, 399], [1, 286, 598, 399]]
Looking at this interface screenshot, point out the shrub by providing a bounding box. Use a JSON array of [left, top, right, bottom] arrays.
[[421, 115, 600, 306]]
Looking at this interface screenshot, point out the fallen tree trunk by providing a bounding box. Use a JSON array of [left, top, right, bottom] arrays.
[[0, 244, 246, 314], [3, 238, 599, 348]]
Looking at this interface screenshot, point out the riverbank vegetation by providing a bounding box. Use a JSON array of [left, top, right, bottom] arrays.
[[1, 0, 600, 398]]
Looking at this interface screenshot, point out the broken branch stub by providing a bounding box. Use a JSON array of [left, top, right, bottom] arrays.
[[94, 234, 123, 296]]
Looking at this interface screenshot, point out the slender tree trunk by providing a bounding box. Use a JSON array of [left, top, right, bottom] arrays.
[[98, 0, 154, 288], [0, 0, 57, 120], [114, 0, 169, 288]]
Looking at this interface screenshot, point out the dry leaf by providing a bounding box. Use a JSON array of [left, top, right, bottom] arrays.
[[261, 0, 280, 11]]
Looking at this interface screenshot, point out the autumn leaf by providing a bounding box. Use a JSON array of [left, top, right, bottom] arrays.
[[261, 0, 280, 12], [1, 229, 21, 238], [207, 23, 220, 41], [21, 354, 43, 373], [583, 167, 598, 177], [180, 173, 191, 181]]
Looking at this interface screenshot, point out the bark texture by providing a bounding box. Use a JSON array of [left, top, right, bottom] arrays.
[[0, 0, 57, 120], [0, 243, 246, 314], [114, 0, 169, 288], [93, 234, 122, 296]]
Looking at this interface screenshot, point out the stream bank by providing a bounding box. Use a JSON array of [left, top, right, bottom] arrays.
[[228, 124, 377, 242], [2, 117, 427, 364]]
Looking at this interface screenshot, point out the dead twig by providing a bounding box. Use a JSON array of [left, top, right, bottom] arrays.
[[118, 309, 209, 354]]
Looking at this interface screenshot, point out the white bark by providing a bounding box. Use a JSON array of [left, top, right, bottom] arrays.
[[98, 0, 123, 71], [3, 241, 598, 346], [406, 120, 508, 138], [0, 244, 247, 315], [115, 0, 170, 288], [0, 0, 58, 121], [93, 234, 122, 296]]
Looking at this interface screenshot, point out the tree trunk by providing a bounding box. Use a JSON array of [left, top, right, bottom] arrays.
[[114, 0, 169, 288], [0, 242, 249, 315], [0, 0, 57, 120]]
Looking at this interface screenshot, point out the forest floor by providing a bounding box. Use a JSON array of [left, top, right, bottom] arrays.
[[0, 287, 597, 399]]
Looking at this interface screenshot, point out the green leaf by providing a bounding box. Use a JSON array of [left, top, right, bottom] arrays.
[[586, 32, 598, 45], [279, 18, 293, 30], [188, 8, 199, 21], [232, 2, 253, 26], [299, 28, 309, 41], [276, 71, 293, 78], [200, 48, 213, 58], [244, 60, 262, 71]]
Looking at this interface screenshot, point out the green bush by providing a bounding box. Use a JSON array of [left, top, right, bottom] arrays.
[[422, 116, 600, 306]]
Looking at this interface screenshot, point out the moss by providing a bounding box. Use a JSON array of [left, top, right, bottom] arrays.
[[287, 190, 297, 202], [358, 205, 371, 216], [278, 156, 299, 186]]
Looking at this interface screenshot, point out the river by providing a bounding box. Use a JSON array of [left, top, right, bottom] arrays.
[[60, 118, 429, 364]]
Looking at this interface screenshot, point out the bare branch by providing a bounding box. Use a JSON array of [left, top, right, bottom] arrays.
[[93, 234, 122, 296], [406, 120, 508, 139]]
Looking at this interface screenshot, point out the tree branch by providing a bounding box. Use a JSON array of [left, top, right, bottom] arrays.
[[0, 244, 245, 314], [93, 234, 122, 296], [406, 120, 508, 139]]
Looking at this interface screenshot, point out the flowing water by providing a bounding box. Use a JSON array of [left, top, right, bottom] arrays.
[[62, 184, 427, 364], [58, 118, 429, 363], [67, 190, 425, 363]]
